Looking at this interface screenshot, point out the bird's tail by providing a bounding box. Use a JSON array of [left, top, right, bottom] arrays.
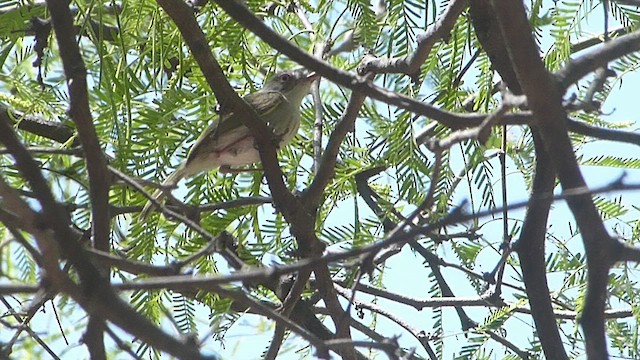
[[139, 166, 186, 219]]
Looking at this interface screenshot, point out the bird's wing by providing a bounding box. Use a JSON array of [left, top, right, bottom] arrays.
[[243, 90, 286, 120], [186, 112, 247, 164], [185, 91, 285, 164]]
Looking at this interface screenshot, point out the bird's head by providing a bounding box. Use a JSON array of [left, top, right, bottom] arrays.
[[262, 69, 319, 100]]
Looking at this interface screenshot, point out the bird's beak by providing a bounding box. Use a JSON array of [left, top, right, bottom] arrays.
[[306, 72, 319, 82]]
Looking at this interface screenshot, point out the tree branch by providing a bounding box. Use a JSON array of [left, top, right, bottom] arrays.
[[303, 91, 366, 207], [357, 0, 467, 77], [514, 129, 568, 359], [1, 106, 77, 145], [557, 28, 640, 90], [490, 1, 617, 357], [334, 284, 437, 360]]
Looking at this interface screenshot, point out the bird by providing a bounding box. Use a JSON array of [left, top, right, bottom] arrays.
[[140, 69, 318, 218]]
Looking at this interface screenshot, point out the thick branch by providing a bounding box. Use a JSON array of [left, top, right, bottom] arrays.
[[2, 106, 77, 145], [46, 0, 112, 353], [571, 27, 633, 53], [47, 0, 111, 252], [557, 28, 640, 90], [491, 1, 616, 357], [515, 130, 568, 359]]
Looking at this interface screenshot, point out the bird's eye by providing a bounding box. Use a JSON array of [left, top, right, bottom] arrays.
[[279, 73, 292, 82]]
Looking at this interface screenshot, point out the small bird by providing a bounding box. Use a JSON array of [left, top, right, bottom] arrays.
[[140, 69, 318, 218]]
